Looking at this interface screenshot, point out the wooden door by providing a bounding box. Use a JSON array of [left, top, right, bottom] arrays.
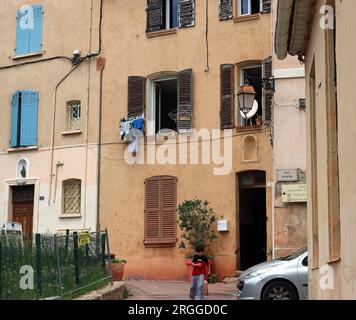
[[13, 202, 34, 238]]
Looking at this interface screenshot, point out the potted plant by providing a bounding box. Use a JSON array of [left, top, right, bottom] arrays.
[[255, 115, 263, 126], [108, 258, 127, 281], [177, 199, 220, 282]]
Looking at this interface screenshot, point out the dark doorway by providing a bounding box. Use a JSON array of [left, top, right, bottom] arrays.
[[11, 185, 34, 238], [238, 171, 267, 270], [154, 78, 178, 133]]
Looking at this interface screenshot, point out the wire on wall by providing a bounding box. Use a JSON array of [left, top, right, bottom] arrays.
[[204, 0, 209, 72]]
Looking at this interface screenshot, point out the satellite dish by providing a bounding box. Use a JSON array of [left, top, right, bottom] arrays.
[[240, 100, 259, 119]]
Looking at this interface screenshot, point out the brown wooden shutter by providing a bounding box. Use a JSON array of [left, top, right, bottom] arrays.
[[220, 64, 235, 129], [177, 69, 193, 132], [219, 0, 233, 21], [261, 0, 272, 13], [146, 0, 164, 32], [161, 176, 177, 241], [145, 177, 160, 243], [178, 0, 195, 28], [144, 176, 177, 247], [128, 76, 146, 118], [262, 57, 273, 122]]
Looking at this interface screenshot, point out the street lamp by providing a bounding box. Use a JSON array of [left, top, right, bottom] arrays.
[[238, 76, 276, 118], [238, 84, 256, 118]]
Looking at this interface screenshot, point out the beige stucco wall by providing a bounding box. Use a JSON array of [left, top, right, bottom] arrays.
[[303, 0, 356, 299], [0, 0, 101, 233], [99, 0, 273, 280], [272, 0, 307, 258]]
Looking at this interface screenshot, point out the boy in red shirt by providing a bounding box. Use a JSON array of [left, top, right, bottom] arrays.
[[190, 244, 209, 300]]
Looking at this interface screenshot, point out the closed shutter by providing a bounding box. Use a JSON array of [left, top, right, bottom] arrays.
[[10, 92, 20, 147], [29, 5, 43, 53], [219, 0, 233, 21], [177, 69, 193, 132], [144, 176, 177, 247], [128, 76, 146, 118], [20, 91, 39, 147], [262, 57, 273, 122], [178, 0, 195, 28], [146, 0, 164, 32], [15, 8, 30, 55], [145, 177, 161, 243], [261, 0, 272, 13], [161, 176, 177, 241], [220, 64, 235, 129]]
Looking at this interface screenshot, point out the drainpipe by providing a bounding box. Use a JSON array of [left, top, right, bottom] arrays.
[[48, 63, 82, 206], [96, 68, 104, 232]]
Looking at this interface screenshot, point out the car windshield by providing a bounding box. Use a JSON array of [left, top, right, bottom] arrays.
[[278, 247, 307, 261]]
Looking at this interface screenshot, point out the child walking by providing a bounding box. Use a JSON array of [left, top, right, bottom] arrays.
[[190, 244, 209, 300]]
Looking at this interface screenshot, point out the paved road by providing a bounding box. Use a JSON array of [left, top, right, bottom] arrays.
[[125, 280, 237, 300]]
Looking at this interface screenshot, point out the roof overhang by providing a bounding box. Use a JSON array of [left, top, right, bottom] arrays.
[[275, 0, 316, 60]]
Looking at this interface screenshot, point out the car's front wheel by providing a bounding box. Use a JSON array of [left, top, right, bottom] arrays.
[[262, 280, 298, 300]]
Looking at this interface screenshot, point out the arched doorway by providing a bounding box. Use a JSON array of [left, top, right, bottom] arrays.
[[237, 171, 267, 270]]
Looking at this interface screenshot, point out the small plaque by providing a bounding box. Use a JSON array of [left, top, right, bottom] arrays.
[[277, 169, 298, 182], [282, 184, 307, 203]]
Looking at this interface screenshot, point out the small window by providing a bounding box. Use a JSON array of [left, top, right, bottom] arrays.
[[63, 179, 81, 215], [147, 0, 178, 32], [66, 101, 81, 131], [302, 256, 308, 267], [237, 0, 260, 16]]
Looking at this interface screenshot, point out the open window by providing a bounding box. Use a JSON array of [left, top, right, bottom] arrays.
[[239, 65, 262, 126], [237, 0, 261, 16], [153, 77, 178, 134]]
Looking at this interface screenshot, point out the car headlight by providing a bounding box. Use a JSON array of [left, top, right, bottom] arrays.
[[244, 267, 273, 278]]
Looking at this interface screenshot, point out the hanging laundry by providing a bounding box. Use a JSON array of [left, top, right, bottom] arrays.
[[119, 115, 145, 153]]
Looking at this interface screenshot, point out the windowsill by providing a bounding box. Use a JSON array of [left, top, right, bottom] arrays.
[[236, 125, 263, 134], [12, 51, 43, 60], [7, 146, 39, 153], [233, 13, 260, 23], [146, 28, 177, 38], [328, 257, 341, 265], [144, 240, 176, 248], [59, 213, 82, 219], [62, 130, 82, 136]]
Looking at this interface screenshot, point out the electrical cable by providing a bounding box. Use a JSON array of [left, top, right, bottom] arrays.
[[204, 0, 210, 72]]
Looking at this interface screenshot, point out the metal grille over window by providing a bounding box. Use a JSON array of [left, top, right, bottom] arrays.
[[63, 180, 81, 214], [66, 101, 81, 131]]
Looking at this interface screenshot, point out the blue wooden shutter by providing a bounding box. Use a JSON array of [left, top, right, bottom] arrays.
[[20, 91, 39, 147], [15, 8, 30, 55], [10, 92, 20, 147], [29, 5, 43, 53], [172, 0, 178, 28]]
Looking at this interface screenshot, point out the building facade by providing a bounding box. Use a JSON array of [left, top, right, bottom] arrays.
[[271, 0, 307, 259], [0, 0, 102, 236], [276, 0, 356, 299], [99, 0, 306, 281]]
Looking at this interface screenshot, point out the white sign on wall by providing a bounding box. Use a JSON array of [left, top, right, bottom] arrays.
[[282, 184, 307, 203], [277, 169, 298, 182]]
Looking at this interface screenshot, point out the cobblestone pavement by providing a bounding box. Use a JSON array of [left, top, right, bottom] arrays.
[[125, 280, 237, 300]]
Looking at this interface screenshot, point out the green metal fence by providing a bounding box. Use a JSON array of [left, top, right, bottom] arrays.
[[0, 230, 112, 300]]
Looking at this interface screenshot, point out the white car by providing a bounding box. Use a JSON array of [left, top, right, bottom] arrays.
[[237, 247, 308, 300]]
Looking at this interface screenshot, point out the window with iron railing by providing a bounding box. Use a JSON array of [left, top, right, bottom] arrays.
[[63, 179, 81, 215], [66, 101, 81, 132]]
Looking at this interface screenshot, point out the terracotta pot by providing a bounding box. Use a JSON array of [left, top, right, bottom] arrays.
[[256, 117, 263, 126], [109, 262, 126, 281]]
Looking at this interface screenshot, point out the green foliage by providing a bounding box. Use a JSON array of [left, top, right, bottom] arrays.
[[0, 232, 111, 300], [110, 258, 127, 264], [177, 199, 220, 252], [208, 273, 218, 284]]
